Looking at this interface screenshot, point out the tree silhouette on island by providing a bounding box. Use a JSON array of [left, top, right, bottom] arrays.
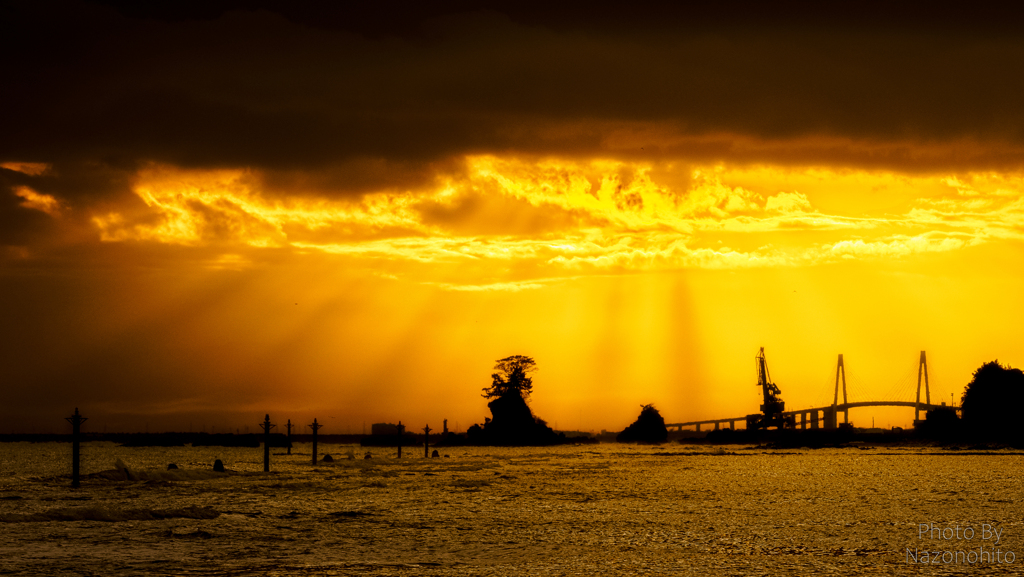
[[482, 355, 537, 400], [960, 360, 1024, 444], [916, 359, 1024, 445], [466, 355, 589, 446]]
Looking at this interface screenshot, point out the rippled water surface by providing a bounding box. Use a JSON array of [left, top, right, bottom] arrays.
[[0, 442, 1021, 575]]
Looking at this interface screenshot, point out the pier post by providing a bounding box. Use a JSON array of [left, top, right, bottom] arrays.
[[65, 408, 87, 488], [695, 423, 701, 433], [309, 418, 324, 465], [259, 414, 275, 472], [811, 411, 819, 429], [423, 424, 431, 458], [286, 419, 293, 455], [800, 412, 806, 429], [396, 421, 404, 458], [714, 422, 719, 431]]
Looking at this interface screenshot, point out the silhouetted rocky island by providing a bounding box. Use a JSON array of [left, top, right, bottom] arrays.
[[448, 355, 594, 446], [464, 391, 574, 445], [617, 404, 668, 443]]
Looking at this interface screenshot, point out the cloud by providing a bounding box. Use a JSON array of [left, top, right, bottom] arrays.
[[825, 234, 976, 259], [765, 191, 813, 214], [92, 164, 437, 246], [5, 1, 1024, 178], [1, 162, 50, 176], [39, 157, 1023, 281], [14, 187, 62, 216], [204, 253, 253, 271], [428, 280, 547, 292]]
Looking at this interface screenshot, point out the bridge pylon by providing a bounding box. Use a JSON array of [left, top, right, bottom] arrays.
[[915, 351, 930, 423], [832, 354, 848, 426]]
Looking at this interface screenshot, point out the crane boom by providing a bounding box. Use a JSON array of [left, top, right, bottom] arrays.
[[746, 347, 794, 430]]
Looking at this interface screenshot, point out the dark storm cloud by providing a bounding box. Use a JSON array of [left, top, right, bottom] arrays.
[[93, 1, 1024, 38], [256, 156, 467, 196], [0, 170, 55, 246], [4, 0, 1024, 199], [0, 160, 141, 252]]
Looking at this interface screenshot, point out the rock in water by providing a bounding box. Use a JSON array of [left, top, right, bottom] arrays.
[[167, 463, 179, 470], [431, 449, 440, 458], [321, 454, 334, 462], [114, 458, 136, 481], [466, 392, 564, 445], [213, 459, 225, 472], [617, 404, 669, 443]]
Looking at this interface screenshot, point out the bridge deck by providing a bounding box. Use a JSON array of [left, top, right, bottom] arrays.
[[665, 402, 959, 428]]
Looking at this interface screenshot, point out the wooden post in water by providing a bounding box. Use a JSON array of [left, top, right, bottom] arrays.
[[309, 418, 324, 465], [65, 408, 87, 488], [286, 419, 293, 455], [259, 414, 275, 472], [396, 421, 404, 458], [422, 424, 431, 458]]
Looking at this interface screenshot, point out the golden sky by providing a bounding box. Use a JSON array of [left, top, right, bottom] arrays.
[[3, 2, 1024, 432]]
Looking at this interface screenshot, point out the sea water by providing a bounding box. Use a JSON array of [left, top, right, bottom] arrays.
[[0, 442, 1021, 575]]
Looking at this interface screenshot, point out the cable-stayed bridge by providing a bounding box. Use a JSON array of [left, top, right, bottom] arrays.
[[666, 351, 958, 432]]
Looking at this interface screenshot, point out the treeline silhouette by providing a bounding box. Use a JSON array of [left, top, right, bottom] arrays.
[[917, 360, 1024, 445]]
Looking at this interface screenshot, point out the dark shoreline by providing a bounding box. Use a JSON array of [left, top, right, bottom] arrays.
[[2, 429, 1020, 449], [677, 427, 1024, 449], [0, 432, 361, 447]]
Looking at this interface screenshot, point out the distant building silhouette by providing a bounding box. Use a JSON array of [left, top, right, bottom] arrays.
[[371, 423, 400, 435]]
